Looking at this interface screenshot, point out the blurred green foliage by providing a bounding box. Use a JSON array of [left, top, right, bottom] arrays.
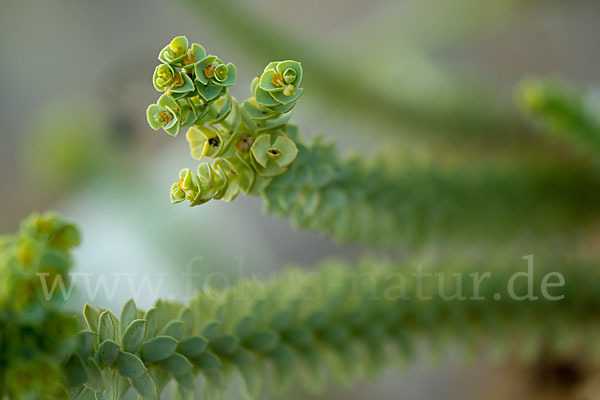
[[22, 99, 118, 196], [184, 0, 523, 140], [517, 78, 600, 157], [69, 254, 600, 399], [0, 213, 80, 399]]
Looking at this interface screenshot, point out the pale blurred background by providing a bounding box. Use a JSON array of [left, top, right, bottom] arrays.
[[1, 0, 599, 398]]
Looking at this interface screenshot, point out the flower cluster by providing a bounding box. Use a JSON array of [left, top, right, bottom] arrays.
[[241, 60, 304, 132], [147, 36, 237, 137], [147, 36, 303, 207]]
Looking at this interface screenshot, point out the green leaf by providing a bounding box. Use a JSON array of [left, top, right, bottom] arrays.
[[130, 372, 158, 400], [122, 319, 146, 353], [233, 316, 255, 339], [156, 353, 193, 375], [193, 351, 222, 371], [211, 335, 238, 355], [201, 322, 221, 341], [242, 98, 272, 120], [83, 304, 100, 332], [116, 351, 147, 378], [144, 308, 159, 340], [84, 358, 105, 392], [70, 386, 94, 400], [75, 330, 95, 359], [203, 370, 226, 400], [306, 311, 327, 328], [239, 365, 262, 399], [98, 339, 120, 366], [162, 320, 184, 340], [285, 327, 312, 347], [268, 344, 294, 365], [265, 100, 296, 114], [269, 310, 294, 331], [230, 348, 254, 368], [179, 308, 194, 337], [178, 336, 207, 357], [174, 371, 197, 391], [141, 336, 179, 363], [65, 355, 88, 387], [245, 331, 279, 352], [120, 299, 137, 335], [98, 310, 116, 343]]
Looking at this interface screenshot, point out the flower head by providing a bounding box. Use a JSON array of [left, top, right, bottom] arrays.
[[250, 133, 298, 177], [158, 36, 190, 65], [255, 60, 303, 108], [147, 94, 181, 136]]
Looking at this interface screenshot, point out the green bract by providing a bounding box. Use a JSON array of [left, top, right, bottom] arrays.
[[153, 64, 195, 95], [187, 125, 223, 160], [182, 43, 207, 69], [250, 133, 298, 177], [193, 56, 237, 103], [153, 64, 174, 91], [255, 60, 303, 108], [147, 95, 181, 137], [194, 56, 237, 87], [158, 36, 189, 66]]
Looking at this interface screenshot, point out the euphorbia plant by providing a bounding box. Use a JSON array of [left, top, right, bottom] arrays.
[[1, 36, 600, 400]]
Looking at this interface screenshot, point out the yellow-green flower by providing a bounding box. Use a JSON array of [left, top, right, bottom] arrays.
[[250, 133, 298, 177], [255, 60, 303, 108], [158, 36, 189, 66], [153, 64, 175, 91], [146, 95, 181, 136], [194, 55, 237, 101]]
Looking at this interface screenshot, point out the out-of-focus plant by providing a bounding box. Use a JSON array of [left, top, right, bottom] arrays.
[[517, 78, 600, 158], [182, 0, 525, 139], [22, 99, 119, 196], [2, 215, 598, 400], [66, 255, 600, 400], [0, 213, 80, 399]]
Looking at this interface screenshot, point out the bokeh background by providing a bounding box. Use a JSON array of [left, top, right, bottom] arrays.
[[1, 0, 599, 398]]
